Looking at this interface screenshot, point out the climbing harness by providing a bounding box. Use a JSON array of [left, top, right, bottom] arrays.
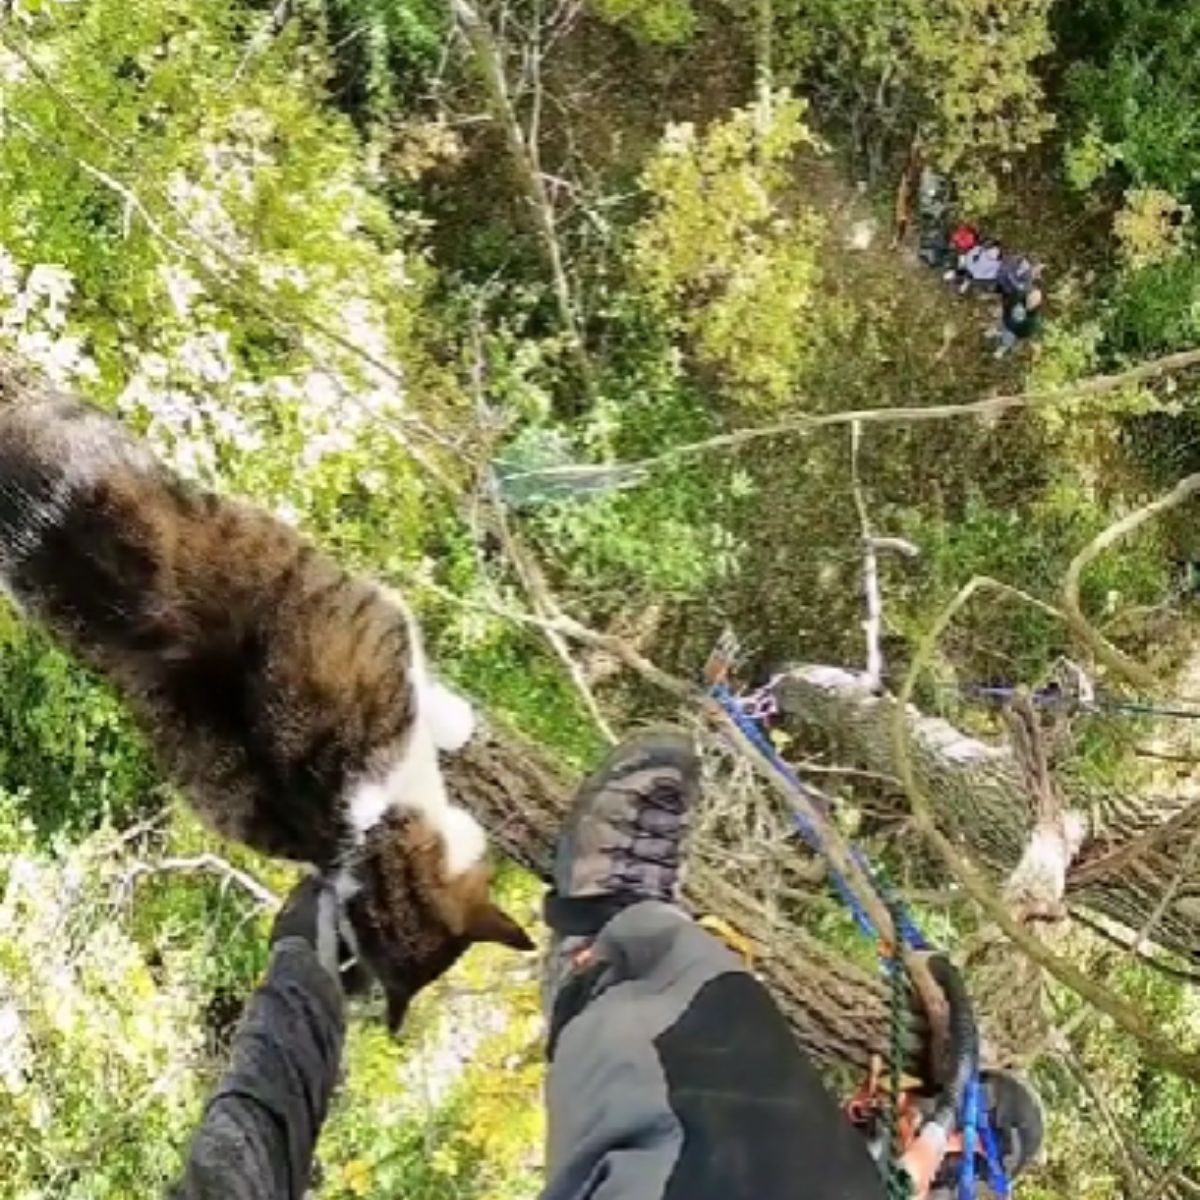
[[703, 633, 1013, 1200]]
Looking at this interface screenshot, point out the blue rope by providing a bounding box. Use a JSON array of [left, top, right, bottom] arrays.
[[954, 682, 1200, 722], [958, 1076, 980, 1200], [713, 682, 878, 938], [710, 679, 1011, 1198], [980, 1117, 1011, 1197]]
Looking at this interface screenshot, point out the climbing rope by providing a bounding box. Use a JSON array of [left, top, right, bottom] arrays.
[[949, 680, 1200, 722], [704, 638, 1011, 1199]]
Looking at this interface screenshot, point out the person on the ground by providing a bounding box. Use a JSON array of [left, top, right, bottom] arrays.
[[996, 255, 1041, 303], [171, 729, 1043, 1200], [956, 241, 1003, 295], [940, 224, 979, 281], [988, 286, 1044, 358]]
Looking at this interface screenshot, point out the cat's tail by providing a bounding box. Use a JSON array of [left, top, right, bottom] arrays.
[[0, 369, 158, 612]]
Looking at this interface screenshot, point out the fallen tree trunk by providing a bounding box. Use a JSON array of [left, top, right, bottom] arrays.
[[445, 716, 924, 1070], [776, 665, 1200, 961]]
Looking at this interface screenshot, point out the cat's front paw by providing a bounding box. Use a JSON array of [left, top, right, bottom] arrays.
[[424, 681, 476, 752]]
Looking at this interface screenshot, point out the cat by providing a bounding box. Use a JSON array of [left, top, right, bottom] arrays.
[[0, 359, 532, 1028]]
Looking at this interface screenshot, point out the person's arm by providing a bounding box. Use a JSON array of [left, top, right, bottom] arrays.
[[170, 880, 347, 1200]]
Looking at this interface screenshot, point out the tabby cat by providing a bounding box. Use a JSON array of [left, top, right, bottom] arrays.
[[0, 361, 532, 1028]]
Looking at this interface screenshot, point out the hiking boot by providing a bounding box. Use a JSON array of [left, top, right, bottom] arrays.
[[545, 728, 701, 935], [541, 728, 701, 1020]]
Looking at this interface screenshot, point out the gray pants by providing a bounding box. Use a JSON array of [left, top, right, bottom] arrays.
[[173, 903, 885, 1200], [542, 901, 886, 1200]]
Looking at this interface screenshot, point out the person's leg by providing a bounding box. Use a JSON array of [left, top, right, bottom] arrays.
[[993, 326, 1019, 358], [539, 730, 886, 1200]]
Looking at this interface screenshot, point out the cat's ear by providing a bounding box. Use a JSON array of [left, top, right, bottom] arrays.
[[467, 901, 535, 951]]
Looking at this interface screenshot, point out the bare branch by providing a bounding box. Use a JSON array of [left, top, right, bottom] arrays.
[[450, 0, 597, 406], [1063, 472, 1200, 692], [123, 853, 280, 909], [1133, 820, 1200, 952], [2, 75, 457, 488], [1070, 796, 1200, 886], [497, 347, 1200, 490], [701, 695, 951, 1061], [1056, 1035, 1152, 1200], [850, 421, 884, 690], [485, 473, 618, 743], [1067, 908, 1200, 987], [227, 0, 294, 88]]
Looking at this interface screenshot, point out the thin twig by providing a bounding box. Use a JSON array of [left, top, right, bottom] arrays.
[[1133, 821, 1200, 952], [795, 760, 902, 786], [227, 0, 294, 88], [1067, 908, 1200, 986], [1056, 1035, 1151, 1200], [486, 473, 618, 743], [1063, 473, 1200, 693], [1158, 1111, 1200, 1198], [4, 87, 456, 482], [850, 421, 884, 689], [450, 0, 597, 405], [124, 853, 280, 909], [705, 697, 951, 1060], [1070, 796, 1200, 886]]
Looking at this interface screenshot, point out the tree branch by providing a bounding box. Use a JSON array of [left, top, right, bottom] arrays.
[[850, 421, 885, 690], [1, 64, 456, 487], [1063, 472, 1200, 693], [496, 347, 1200, 491], [123, 853, 280, 909], [442, 713, 924, 1069], [450, 0, 597, 407], [485, 471, 618, 742], [1056, 1035, 1152, 1200]]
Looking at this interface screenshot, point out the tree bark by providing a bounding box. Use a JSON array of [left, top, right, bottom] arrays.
[[445, 716, 925, 1070]]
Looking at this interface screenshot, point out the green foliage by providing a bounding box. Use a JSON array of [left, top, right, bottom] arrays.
[[321, 0, 447, 128], [0, 614, 157, 838], [1063, 118, 1120, 192], [2, 2, 1200, 1198], [902, 0, 1055, 209], [776, 0, 1054, 208], [1062, 3, 1200, 196], [0, 805, 209, 1198], [895, 482, 1170, 681], [1113, 187, 1192, 271], [592, 0, 696, 44], [632, 95, 829, 407], [1103, 254, 1200, 356]]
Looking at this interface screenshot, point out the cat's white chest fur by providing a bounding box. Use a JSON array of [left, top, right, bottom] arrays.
[[345, 677, 484, 878]]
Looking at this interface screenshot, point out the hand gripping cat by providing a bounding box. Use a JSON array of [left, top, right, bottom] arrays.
[[0, 362, 532, 1028]]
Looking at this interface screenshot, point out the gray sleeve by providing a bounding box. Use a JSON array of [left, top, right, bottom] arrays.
[[170, 937, 346, 1200]]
